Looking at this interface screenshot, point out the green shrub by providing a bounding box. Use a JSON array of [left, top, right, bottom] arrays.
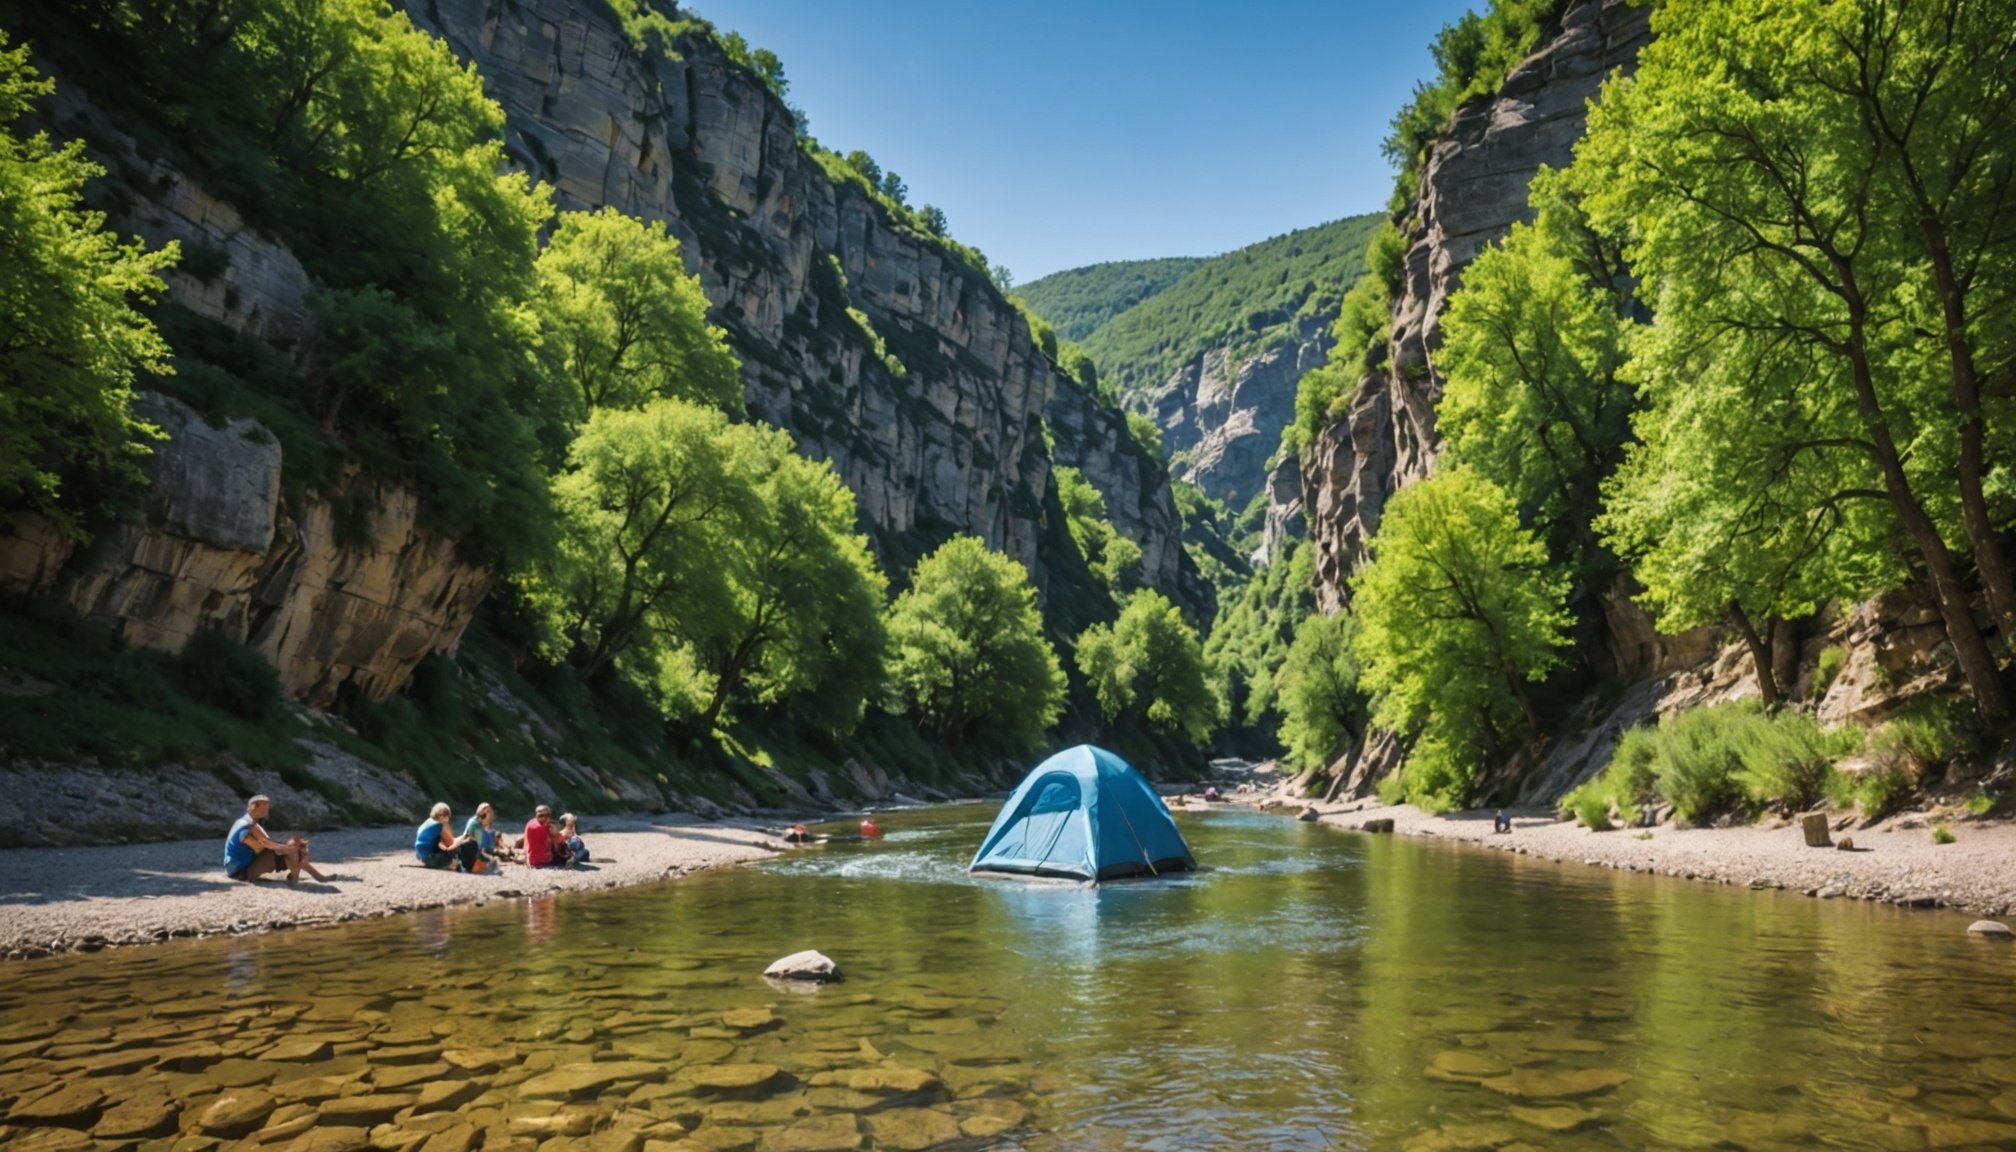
[[1829, 759, 1917, 820], [1735, 709, 1852, 815], [1568, 702, 1855, 826], [1872, 696, 1978, 771], [1813, 645, 1846, 696], [1965, 793, 1996, 817], [1564, 782, 1612, 830], [1932, 821, 1955, 845]]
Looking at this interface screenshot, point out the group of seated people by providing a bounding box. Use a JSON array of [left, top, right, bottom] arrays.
[[222, 794, 591, 883], [414, 801, 591, 873]]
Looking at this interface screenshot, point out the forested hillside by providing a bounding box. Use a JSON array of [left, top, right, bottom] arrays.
[[1014, 257, 1204, 343]]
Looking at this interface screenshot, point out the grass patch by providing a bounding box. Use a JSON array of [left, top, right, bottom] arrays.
[[1933, 821, 1955, 845]]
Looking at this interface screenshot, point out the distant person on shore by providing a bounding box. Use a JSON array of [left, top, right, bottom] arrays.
[[1493, 810, 1512, 834], [225, 795, 329, 883], [559, 813, 590, 865], [461, 802, 514, 872], [415, 803, 481, 871], [520, 805, 562, 869]]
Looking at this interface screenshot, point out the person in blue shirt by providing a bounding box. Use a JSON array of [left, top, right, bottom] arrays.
[[224, 795, 327, 883], [415, 802, 482, 871]]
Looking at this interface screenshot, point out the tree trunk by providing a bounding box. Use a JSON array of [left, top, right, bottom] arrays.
[[1844, 334, 2009, 718], [1921, 217, 2016, 650], [1727, 603, 1780, 708]]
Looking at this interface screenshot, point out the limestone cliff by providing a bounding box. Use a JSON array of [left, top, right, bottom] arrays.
[[1144, 319, 1328, 511], [0, 85, 488, 707], [404, 0, 1199, 603], [1302, 0, 1651, 610]]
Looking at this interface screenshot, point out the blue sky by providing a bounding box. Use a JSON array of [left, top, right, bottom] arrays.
[[692, 0, 1480, 282]]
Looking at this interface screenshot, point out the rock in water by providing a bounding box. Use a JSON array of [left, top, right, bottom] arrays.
[[1968, 921, 2014, 938], [1298, 806, 1320, 822], [1800, 812, 1832, 848], [1362, 818, 1395, 834], [765, 950, 843, 983]]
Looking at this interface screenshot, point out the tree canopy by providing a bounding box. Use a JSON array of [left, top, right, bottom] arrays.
[[1076, 590, 1218, 745], [1350, 466, 1571, 809], [883, 536, 1066, 751], [1574, 0, 2016, 717], [535, 207, 742, 430], [0, 36, 174, 541]]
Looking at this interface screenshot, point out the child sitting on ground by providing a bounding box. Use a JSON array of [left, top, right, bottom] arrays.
[[559, 813, 590, 865]]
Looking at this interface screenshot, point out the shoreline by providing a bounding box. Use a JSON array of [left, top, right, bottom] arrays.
[[0, 813, 791, 961], [1279, 796, 2016, 918]]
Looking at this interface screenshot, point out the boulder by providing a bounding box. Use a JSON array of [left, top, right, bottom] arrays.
[[1968, 920, 2014, 939], [1362, 818, 1396, 834], [1297, 806, 1320, 822], [1800, 812, 1832, 848], [764, 950, 843, 983]]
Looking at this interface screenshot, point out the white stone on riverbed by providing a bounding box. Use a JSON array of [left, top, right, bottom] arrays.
[[765, 950, 842, 982], [1968, 920, 2014, 938]]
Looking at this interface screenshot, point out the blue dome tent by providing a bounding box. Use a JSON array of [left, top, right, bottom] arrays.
[[968, 745, 1196, 882]]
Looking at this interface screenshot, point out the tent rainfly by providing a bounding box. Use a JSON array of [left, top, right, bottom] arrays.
[[968, 744, 1195, 882]]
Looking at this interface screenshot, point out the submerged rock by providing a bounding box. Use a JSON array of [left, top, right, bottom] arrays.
[[765, 951, 842, 983], [1480, 1067, 1631, 1100], [1968, 920, 2014, 938]]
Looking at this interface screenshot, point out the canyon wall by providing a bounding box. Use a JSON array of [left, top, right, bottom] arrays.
[[407, 0, 1198, 603], [1301, 0, 1652, 611]]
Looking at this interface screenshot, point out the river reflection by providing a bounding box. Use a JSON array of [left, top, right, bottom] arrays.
[[1, 805, 2014, 1150]]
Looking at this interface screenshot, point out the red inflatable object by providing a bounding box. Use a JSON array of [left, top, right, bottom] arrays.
[[860, 819, 882, 839]]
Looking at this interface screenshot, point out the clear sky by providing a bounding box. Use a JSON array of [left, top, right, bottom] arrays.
[[691, 0, 1480, 283]]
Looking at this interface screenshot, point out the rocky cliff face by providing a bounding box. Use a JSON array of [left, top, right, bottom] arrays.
[[405, 0, 1198, 602], [1302, 0, 1651, 610], [0, 86, 488, 706], [1145, 321, 1327, 511]]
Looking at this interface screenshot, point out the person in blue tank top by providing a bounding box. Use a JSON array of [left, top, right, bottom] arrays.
[[225, 795, 327, 883], [416, 802, 482, 871]]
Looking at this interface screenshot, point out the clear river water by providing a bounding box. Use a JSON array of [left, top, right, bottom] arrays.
[[4, 805, 2016, 1151]]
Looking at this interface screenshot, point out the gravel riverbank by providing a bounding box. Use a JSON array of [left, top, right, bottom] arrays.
[[0, 814, 786, 960], [1292, 796, 2016, 917]]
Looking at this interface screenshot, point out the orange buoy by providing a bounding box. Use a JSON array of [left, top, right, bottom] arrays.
[[860, 818, 882, 839]]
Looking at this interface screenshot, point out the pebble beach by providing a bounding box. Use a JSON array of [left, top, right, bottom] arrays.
[[0, 815, 785, 960]]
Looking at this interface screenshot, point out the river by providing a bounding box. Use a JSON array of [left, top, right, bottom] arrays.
[[2, 805, 2013, 1150]]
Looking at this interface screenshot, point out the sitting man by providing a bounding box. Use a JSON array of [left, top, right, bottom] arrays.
[[1493, 809, 1513, 834], [225, 795, 329, 883], [520, 804, 562, 869]]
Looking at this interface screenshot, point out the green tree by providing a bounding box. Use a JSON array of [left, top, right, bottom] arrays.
[[842, 150, 882, 187], [1054, 467, 1141, 594], [879, 170, 907, 206], [917, 204, 948, 236], [0, 37, 175, 540], [523, 398, 750, 689], [1598, 306, 1905, 706], [1437, 167, 1633, 543], [681, 429, 887, 734], [1350, 466, 1572, 808], [1276, 611, 1365, 773], [1077, 590, 1219, 745], [884, 536, 1066, 750], [534, 207, 742, 425], [1576, 0, 2016, 717]]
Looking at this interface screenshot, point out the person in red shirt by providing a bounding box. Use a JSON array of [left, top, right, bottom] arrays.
[[520, 804, 559, 868]]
